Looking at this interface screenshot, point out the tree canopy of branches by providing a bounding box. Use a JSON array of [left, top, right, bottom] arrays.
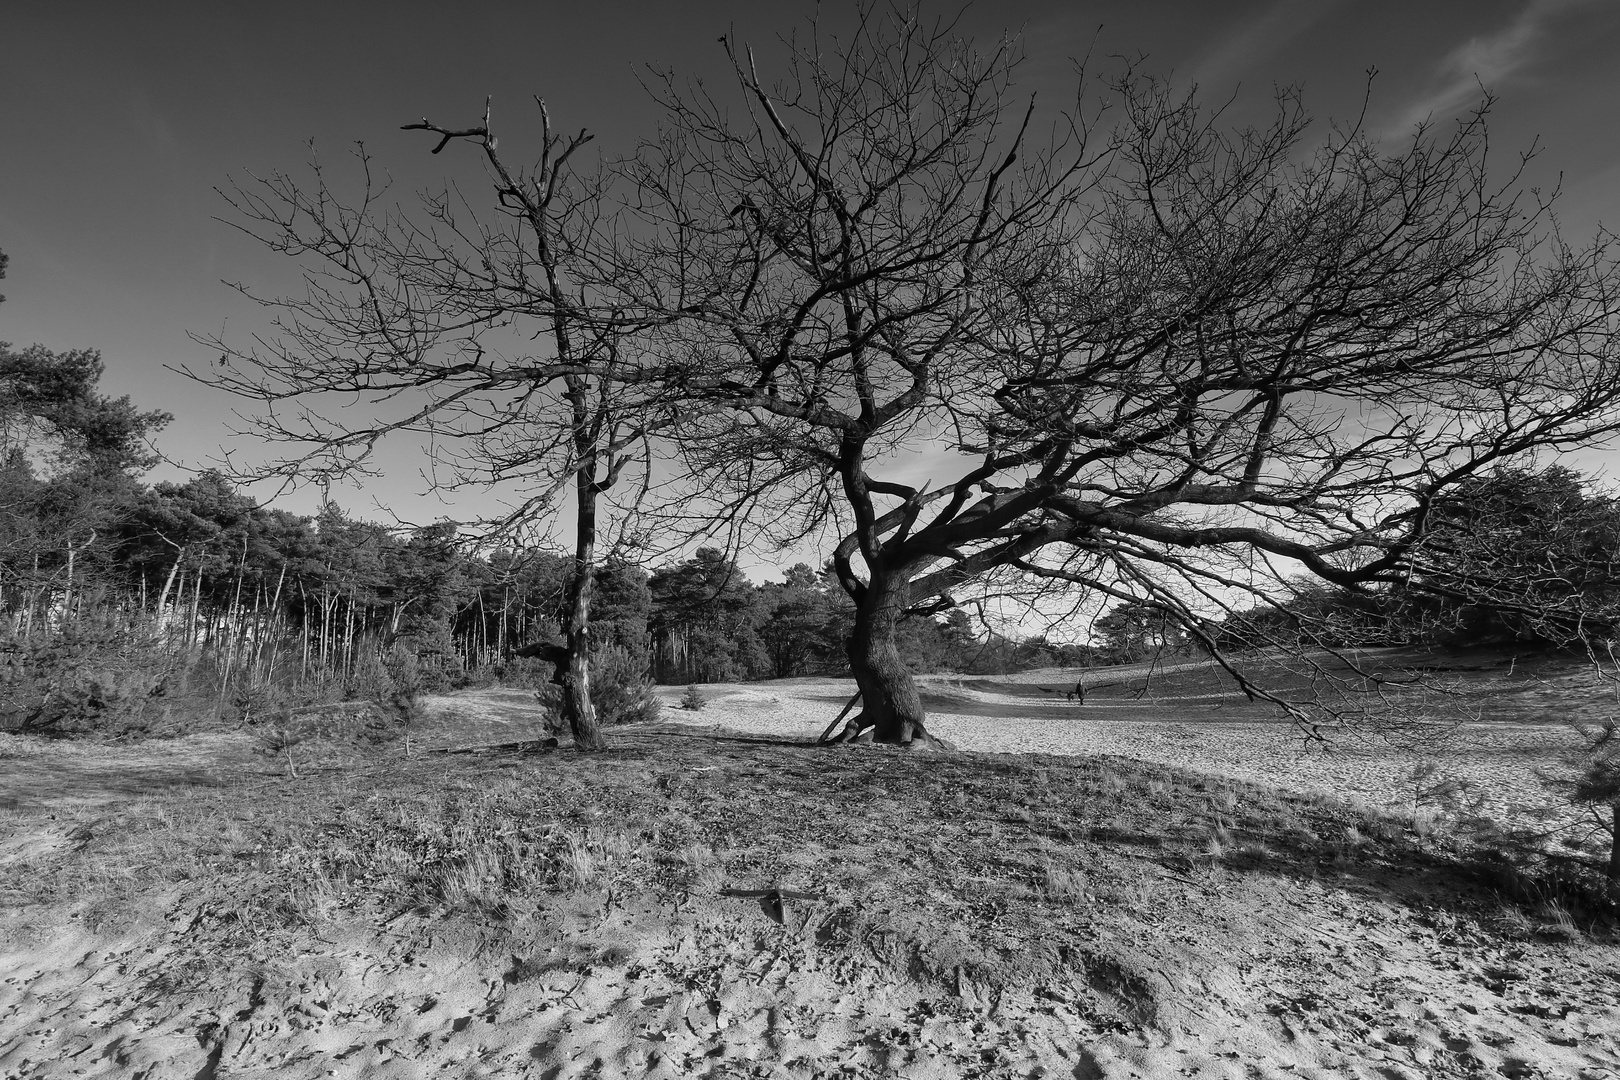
[[1094, 599, 1195, 664], [1407, 467, 1620, 643], [194, 93, 666, 749], [2, 257, 172, 629], [1216, 468, 1620, 653], [624, 11, 1620, 742], [197, 8, 1620, 746]]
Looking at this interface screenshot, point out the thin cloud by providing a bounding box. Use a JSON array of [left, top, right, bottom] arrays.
[[1182, 0, 1345, 93], [1389, 0, 1587, 135]]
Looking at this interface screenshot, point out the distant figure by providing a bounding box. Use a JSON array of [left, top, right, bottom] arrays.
[[1068, 679, 1085, 705]]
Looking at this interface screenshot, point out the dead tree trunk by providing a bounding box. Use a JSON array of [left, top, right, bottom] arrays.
[[155, 543, 185, 625]]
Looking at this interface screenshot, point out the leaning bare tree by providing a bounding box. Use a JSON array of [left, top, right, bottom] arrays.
[[192, 101, 660, 751], [623, 8, 1620, 745]]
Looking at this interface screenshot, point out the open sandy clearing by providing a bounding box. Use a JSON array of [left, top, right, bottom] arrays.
[[655, 657, 1596, 834], [2, 657, 1618, 1079]]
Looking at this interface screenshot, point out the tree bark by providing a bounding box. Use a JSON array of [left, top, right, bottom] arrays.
[[156, 552, 184, 626], [1608, 802, 1619, 882], [189, 570, 203, 649], [843, 570, 941, 747], [561, 374, 607, 752], [63, 537, 77, 628]]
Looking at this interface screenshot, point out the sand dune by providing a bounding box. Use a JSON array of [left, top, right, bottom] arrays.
[[3, 659, 1618, 1078]]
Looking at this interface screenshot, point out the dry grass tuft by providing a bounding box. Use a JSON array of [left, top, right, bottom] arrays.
[[1040, 862, 1088, 903]]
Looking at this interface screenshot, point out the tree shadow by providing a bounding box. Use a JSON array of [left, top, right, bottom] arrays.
[[1, 759, 230, 809], [623, 726, 821, 750], [1068, 801, 1616, 931]]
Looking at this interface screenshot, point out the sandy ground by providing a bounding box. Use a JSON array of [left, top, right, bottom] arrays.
[[4, 877, 1616, 1080], [2, 662, 1618, 1079]]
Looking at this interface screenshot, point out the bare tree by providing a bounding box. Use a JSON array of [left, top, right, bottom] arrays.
[[192, 100, 659, 751], [195, 5, 1620, 752], [622, 8, 1620, 745]]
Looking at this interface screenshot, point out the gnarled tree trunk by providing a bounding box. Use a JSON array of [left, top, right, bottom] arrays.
[[561, 553, 603, 751], [843, 571, 942, 747]]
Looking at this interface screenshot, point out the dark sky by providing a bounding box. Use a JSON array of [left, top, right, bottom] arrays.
[[4, 0, 1620, 525]]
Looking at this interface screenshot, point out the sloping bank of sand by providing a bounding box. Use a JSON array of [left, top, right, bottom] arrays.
[[5, 879, 1618, 1079], [3, 669, 1618, 1080]]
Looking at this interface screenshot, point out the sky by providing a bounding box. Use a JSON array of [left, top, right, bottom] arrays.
[[4, 0, 1620, 572]]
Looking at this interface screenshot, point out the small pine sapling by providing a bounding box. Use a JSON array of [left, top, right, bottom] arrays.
[[1571, 722, 1620, 881]]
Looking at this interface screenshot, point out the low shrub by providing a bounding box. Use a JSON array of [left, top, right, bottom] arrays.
[[493, 655, 551, 689], [3, 618, 442, 740], [680, 684, 707, 711], [1, 622, 202, 737], [535, 643, 661, 731], [340, 649, 394, 702], [387, 629, 459, 693], [255, 699, 412, 776]]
